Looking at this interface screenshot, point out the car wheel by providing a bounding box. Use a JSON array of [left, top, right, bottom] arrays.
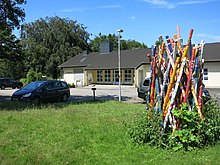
[[17, 85, 21, 89], [1, 85, 5, 90], [62, 94, 69, 102], [32, 97, 41, 105], [12, 86, 16, 89]]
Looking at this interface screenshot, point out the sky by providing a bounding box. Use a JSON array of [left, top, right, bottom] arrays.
[[17, 0, 220, 47]]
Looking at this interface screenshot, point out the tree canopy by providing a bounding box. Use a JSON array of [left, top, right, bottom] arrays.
[[0, 0, 26, 78], [21, 16, 90, 79], [89, 33, 147, 52]]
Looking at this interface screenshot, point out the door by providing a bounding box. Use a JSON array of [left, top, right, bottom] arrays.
[[41, 82, 57, 101], [73, 69, 84, 87], [138, 70, 143, 87], [114, 70, 119, 84], [114, 70, 122, 85]]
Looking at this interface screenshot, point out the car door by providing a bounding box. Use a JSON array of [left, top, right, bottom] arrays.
[[52, 81, 64, 100], [40, 82, 57, 101]]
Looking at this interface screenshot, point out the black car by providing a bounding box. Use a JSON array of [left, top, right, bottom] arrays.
[[11, 80, 70, 104], [137, 78, 150, 100], [0, 78, 23, 90]]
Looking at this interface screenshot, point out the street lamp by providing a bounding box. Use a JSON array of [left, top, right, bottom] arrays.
[[117, 29, 123, 102]]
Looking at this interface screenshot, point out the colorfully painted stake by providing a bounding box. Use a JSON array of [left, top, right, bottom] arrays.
[[145, 27, 205, 131]]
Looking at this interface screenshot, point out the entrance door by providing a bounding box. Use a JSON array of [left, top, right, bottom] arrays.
[[114, 70, 119, 84], [114, 70, 122, 84], [73, 69, 84, 87], [138, 70, 143, 86]]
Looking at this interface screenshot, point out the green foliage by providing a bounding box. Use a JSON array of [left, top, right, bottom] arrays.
[[21, 16, 90, 79], [20, 69, 43, 85], [127, 109, 164, 146], [89, 33, 147, 52], [0, 0, 26, 30], [170, 104, 203, 151], [0, 0, 26, 77], [128, 100, 220, 151], [202, 99, 220, 145], [0, 58, 24, 78], [68, 83, 75, 88]]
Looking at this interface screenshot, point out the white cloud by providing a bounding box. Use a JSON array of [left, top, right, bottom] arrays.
[[60, 4, 122, 13], [196, 33, 220, 41], [142, 0, 175, 9], [131, 16, 136, 20], [178, 0, 217, 5], [141, 0, 218, 9]]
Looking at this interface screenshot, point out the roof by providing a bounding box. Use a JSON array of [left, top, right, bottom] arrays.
[[59, 42, 220, 70], [59, 48, 152, 70], [203, 42, 220, 62]]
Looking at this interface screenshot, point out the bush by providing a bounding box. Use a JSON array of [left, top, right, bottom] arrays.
[[127, 109, 165, 146], [68, 83, 75, 88], [20, 70, 43, 86], [127, 99, 220, 151]]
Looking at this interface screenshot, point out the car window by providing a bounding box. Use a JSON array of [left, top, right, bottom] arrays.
[[23, 82, 45, 90], [53, 81, 62, 88], [61, 82, 68, 88], [143, 79, 150, 86], [44, 83, 53, 90]]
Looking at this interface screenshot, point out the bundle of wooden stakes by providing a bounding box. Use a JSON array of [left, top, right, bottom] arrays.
[[146, 26, 205, 130]]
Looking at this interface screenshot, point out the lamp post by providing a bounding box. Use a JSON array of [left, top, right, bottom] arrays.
[[117, 29, 123, 102]]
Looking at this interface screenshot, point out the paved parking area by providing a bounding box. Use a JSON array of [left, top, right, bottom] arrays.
[[0, 85, 145, 104], [0, 86, 220, 104], [70, 85, 146, 103]]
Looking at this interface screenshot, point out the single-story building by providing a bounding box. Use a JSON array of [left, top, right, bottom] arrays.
[[202, 42, 220, 88], [59, 42, 220, 88]]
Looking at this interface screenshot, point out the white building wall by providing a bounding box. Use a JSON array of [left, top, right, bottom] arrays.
[[203, 62, 220, 88], [63, 67, 85, 87], [135, 64, 150, 87], [63, 68, 74, 84]]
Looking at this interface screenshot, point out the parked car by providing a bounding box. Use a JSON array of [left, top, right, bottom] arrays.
[[137, 77, 211, 103], [137, 78, 150, 100], [0, 78, 23, 90], [202, 89, 211, 103], [11, 80, 70, 104]]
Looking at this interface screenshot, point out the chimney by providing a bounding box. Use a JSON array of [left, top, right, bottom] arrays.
[[99, 42, 113, 54], [82, 50, 89, 56]]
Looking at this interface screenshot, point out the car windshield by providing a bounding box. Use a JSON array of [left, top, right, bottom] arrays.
[[22, 81, 45, 90], [143, 79, 150, 86]]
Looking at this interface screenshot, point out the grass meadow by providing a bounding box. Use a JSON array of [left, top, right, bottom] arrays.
[[0, 101, 219, 164]]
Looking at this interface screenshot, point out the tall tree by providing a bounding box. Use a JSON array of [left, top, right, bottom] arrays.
[[0, 0, 26, 78], [89, 33, 147, 52], [21, 16, 90, 79]]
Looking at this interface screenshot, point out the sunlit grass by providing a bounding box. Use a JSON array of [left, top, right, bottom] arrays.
[[0, 101, 219, 164]]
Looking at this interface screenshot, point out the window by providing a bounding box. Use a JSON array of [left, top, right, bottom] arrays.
[[204, 68, 208, 80], [61, 82, 68, 87], [97, 70, 103, 82], [143, 79, 150, 86], [53, 81, 62, 88], [105, 70, 111, 82], [44, 83, 53, 90], [74, 69, 83, 74], [124, 69, 132, 83]]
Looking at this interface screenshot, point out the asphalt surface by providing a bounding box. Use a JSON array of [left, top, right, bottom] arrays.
[[0, 85, 145, 104], [0, 85, 219, 104]]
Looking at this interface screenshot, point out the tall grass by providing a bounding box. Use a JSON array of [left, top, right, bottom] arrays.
[[0, 101, 219, 164]]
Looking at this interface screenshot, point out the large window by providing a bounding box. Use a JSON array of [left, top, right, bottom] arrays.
[[124, 69, 132, 83], [97, 70, 103, 82], [105, 70, 111, 82], [204, 68, 208, 80]]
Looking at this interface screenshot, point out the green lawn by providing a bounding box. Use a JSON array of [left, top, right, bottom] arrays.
[[0, 101, 219, 164]]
